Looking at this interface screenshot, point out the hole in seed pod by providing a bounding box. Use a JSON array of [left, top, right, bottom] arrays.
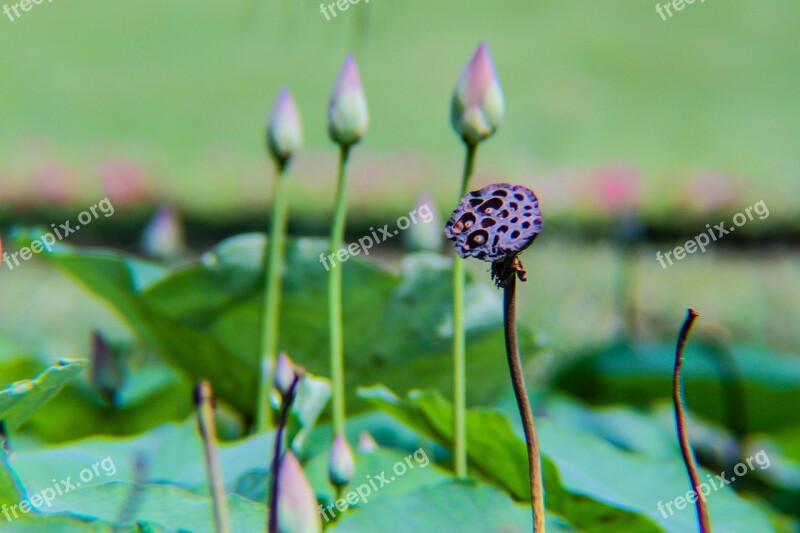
[[522, 221, 531, 229], [522, 212, 533, 217], [510, 216, 519, 224], [467, 229, 489, 246], [498, 209, 510, 218], [524, 205, 532, 210], [510, 230, 520, 239], [480, 218, 496, 228], [509, 202, 518, 211], [492, 189, 508, 197], [514, 192, 525, 201], [497, 225, 509, 233], [477, 197, 504, 215], [492, 235, 499, 246], [457, 212, 476, 232], [469, 198, 483, 207]]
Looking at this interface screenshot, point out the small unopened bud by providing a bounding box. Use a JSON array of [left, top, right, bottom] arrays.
[[141, 204, 187, 261], [451, 42, 505, 146], [268, 88, 303, 168], [276, 451, 322, 533], [327, 54, 369, 147], [357, 430, 378, 454], [328, 433, 355, 488], [274, 352, 297, 397]]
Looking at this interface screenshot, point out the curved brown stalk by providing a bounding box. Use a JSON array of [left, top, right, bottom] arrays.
[[195, 380, 231, 533], [672, 308, 711, 533], [501, 264, 545, 532]]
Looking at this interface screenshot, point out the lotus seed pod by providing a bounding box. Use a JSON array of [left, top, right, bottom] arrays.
[[328, 54, 369, 147], [445, 183, 542, 262], [451, 42, 505, 146], [274, 352, 296, 397], [328, 432, 356, 488], [277, 451, 323, 533], [268, 88, 303, 167]]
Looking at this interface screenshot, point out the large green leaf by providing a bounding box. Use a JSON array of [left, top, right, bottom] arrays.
[[39, 235, 543, 418], [329, 481, 576, 533], [554, 340, 800, 433], [0, 359, 88, 431], [361, 386, 775, 532], [359, 386, 660, 532], [40, 481, 265, 532]]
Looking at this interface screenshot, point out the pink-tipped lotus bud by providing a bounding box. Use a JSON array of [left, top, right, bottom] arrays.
[[451, 42, 505, 146], [276, 451, 323, 533], [141, 204, 187, 261], [327, 54, 369, 147], [274, 352, 296, 397], [328, 433, 355, 488], [357, 430, 378, 454], [268, 88, 303, 168]]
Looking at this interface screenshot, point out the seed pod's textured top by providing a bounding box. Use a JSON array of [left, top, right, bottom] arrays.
[[445, 183, 542, 262]]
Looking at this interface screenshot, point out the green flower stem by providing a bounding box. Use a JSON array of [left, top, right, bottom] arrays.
[[502, 273, 544, 532], [330, 145, 352, 437], [453, 142, 477, 479], [256, 161, 290, 432], [672, 309, 710, 533]]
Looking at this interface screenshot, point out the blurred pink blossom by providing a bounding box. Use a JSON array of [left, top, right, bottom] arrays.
[[30, 163, 76, 205], [100, 158, 152, 205], [684, 170, 744, 211], [586, 163, 642, 212]]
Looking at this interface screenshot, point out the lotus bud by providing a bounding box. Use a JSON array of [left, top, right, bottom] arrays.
[[357, 430, 378, 454], [328, 433, 355, 488], [276, 451, 323, 533], [450, 42, 505, 146], [327, 54, 369, 147], [274, 352, 297, 397], [141, 204, 187, 261], [268, 88, 303, 169]]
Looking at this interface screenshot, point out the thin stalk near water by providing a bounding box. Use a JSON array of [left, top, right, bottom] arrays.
[[445, 183, 543, 531], [326, 53, 368, 438], [672, 308, 711, 533], [194, 380, 231, 533], [257, 87, 302, 432], [449, 41, 504, 479]]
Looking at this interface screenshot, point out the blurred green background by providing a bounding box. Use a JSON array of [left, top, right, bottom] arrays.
[[1, 0, 798, 356]]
